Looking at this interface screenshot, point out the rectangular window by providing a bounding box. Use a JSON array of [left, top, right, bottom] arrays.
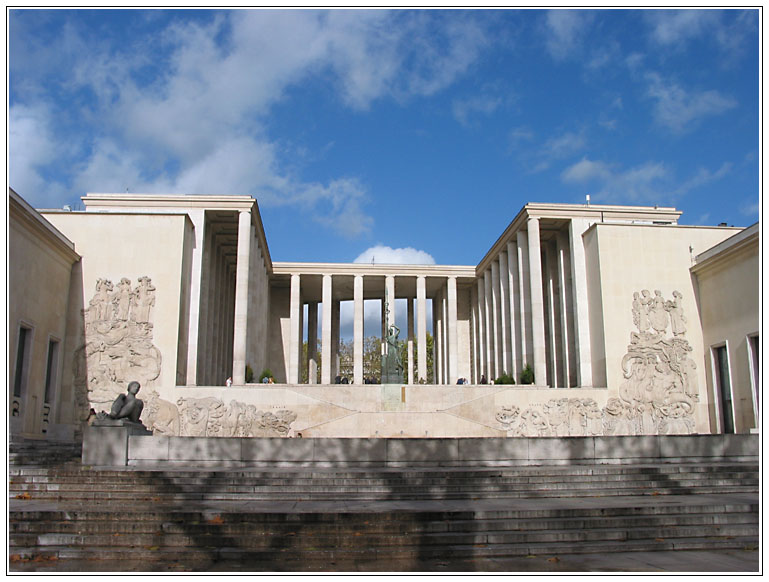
[[748, 334, 759, 425], [13, 326, 31, 399], [44, 338, 60, 404], [714, 345, 734, 434]]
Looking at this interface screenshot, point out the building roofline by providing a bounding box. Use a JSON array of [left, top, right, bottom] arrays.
[[9, 188, 80, 261], [272, 262, 476, 278], [691, 222, 759, 271], [476, 202, 683, 273]]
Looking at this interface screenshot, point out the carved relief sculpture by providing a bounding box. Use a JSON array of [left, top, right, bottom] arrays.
[[496, 289, 698, 437], [73, 276, 162, 418], [156, 396, 297, 437]]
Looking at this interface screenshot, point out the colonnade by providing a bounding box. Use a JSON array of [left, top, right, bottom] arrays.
[[194, 206, 270, 386], [472, 216, 593, 388], [271, 265, 476, 385], [286, 273, 434, 385]]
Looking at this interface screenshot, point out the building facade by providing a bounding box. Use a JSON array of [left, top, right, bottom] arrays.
[[9, 189, 759, 440]]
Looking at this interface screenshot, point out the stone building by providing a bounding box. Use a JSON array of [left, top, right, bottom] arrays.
[[8, 189, 760, 440]]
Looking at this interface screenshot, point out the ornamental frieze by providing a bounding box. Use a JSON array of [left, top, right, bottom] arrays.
[[143, 392, 297, 438]]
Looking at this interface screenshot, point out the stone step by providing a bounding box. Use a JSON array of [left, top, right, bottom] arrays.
[[8, 461, 758, 475], [9, 534, 759, 567], [8, 469, 758, 485], [10, 511, 758, 541], [9, 454, 759, 570], [9, 463, 758, 480], [10, 503, 757, 528], [9, 474, 759, 492], [10, 484, 758, 503], [9, 519, 759, 549], [10, 514, 759, 542]]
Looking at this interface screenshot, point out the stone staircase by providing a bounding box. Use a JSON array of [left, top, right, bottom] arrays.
[[8, 447, 759, 572], [8, 437, 82, 467]]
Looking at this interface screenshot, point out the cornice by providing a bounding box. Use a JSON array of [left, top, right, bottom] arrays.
[[271, 262, 476, 278]]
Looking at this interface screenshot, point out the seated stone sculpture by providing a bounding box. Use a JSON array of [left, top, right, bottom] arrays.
[[97, 381, 145, 424]]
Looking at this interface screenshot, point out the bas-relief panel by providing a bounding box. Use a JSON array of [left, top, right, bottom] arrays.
[[144, 394, 297, 438], [496, 289, 698, 437], [73, 276, 161, 419]]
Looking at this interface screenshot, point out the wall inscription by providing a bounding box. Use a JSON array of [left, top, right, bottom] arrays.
[[496, 289, 698, 436]]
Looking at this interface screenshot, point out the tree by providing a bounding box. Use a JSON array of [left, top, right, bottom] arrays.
[[399, 332, 434, 384]]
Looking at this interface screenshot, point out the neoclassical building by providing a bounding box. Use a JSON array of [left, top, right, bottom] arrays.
[[9, 189, 760, 440]]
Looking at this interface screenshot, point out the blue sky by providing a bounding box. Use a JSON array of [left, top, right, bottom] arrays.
[[9, 9, 760, 269]]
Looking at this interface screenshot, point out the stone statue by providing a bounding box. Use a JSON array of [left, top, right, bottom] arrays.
[[96, 381, 145, 424]]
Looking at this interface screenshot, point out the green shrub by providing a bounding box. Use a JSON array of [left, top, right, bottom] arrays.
[[494, 373, 515, 385], [520, 364, 534, 385], [245, 365, 255, 383]]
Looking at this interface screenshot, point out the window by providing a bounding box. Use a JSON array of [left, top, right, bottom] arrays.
[[748, 333, 759, 426], [44, 338, 60, 404], [13, 326, 32, 399], [713, 344, 734, 434]]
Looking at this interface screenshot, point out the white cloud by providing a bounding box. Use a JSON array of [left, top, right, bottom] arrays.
[[645, 9, 756, 60], [452, 94, 502, 127], [353, 245, 436, 265], [646, 9, 720, 47], [544, 10, 594, 61], [739, 199, 759, 217], [9, 10, 488, 233], [561, 157, 612, 183], [530, 130, 587, 173], [562, 158, 668, 202], [672, 162, 732, 197], [645, 72, 736, 133], [562, 157, 734, 206], [8, 104, 69, 207]]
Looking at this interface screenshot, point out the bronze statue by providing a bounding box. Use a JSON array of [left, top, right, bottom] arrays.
[[381, 289, 404, 384], [99, 381, 145, 423]]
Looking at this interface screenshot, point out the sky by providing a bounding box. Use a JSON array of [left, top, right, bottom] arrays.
[[9, 8, 760, 274]]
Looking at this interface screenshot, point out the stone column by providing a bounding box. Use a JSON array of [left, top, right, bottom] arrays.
[[385, 275, 395, 329], [321, 274, 332, 385], [288, 273, 301, 384], [477, 278, 486, 381], [517, 231, 532, 376], [416, 276, 427, 383], [185, 210, 206, 386], [307, 302, 318, 384], [199, 227, 215, 384], [447, 276, 458, 385], [507, 241, 521, 379], [498, 253, 511, 376], [491, 260, 501, 379], [434, 292, 443, 384], [331, 300, 340, 380], [354, 274, 364, 385], [527, 217, 547, 386], [470, 283, 479, 383], [569, 218, 593, 387], [483, 269, 493, 380], [544, 241, 560, 387], [407, 297, 415, 385], [212, 244, 224, 384], [195, 216, 212, 385], [232, 210, 252, 385], [557, 232, 575, 388], [441, 287, 449, 384]]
